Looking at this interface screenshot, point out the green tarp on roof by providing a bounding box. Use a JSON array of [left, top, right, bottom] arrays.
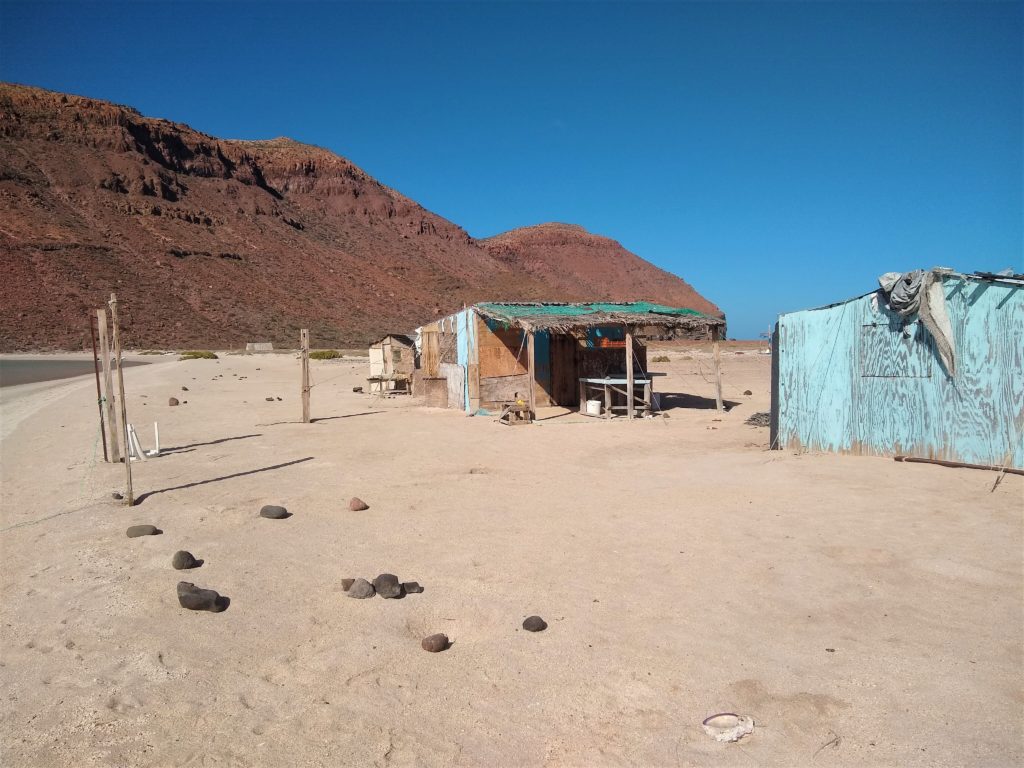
[[475, 301, 711, 322]]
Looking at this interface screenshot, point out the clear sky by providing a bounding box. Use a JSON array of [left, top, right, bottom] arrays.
[[2, 1, 1020, 339]]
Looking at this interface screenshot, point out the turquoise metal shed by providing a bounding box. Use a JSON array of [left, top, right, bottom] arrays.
[[771, 271, 1024, 469]]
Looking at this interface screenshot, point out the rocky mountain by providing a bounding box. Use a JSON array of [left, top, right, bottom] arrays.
[[480, 223, 719, 316], [0, 83, 722, 350]]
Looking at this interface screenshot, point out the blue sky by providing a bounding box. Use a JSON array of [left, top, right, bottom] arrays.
[[2, 1, 1020, 339]]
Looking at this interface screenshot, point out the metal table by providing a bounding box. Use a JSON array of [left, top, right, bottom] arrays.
[[578, 374, 665, 418]]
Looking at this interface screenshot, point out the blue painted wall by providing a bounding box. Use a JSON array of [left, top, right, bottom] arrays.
[[776, 275, 1024, 468], [455, 308, 477, 412]]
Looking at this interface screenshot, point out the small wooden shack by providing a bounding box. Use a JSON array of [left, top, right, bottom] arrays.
[[368, 333, 416, 393], [417, 302, 725, 417]]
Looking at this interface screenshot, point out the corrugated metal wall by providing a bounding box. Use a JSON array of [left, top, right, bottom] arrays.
[[775, 276, 1024, 468]]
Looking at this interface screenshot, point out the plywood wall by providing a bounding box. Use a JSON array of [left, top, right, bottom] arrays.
[[776, 277, 1024, 468]]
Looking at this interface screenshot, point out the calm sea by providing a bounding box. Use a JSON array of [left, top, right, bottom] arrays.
[[0, 359, 147, 388]]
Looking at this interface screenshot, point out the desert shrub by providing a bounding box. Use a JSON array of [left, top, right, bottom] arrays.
[[309, 349, 341, 360], [651, 355, 670, 363], [179, 350, 219, 360]]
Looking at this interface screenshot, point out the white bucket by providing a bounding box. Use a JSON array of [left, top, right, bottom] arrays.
[[585, 399, 602, 416]]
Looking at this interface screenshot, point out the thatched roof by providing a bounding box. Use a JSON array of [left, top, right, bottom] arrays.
[[474, 302, 725, 333]]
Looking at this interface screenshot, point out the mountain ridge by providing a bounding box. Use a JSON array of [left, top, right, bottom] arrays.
[[0, 83, 722, 350]]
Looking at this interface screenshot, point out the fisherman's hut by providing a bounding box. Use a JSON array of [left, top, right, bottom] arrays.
[[416, 302, 725, 418]]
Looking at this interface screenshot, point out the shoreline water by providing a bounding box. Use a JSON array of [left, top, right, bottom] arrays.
[[0, 358, 149, 388]]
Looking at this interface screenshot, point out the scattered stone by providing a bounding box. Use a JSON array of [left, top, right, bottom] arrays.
[[176, 581, 228, 612], [743, 390, 753, 396], [181, 386, 189, 391], [702, 713, 754, 743], [111, 491, 124, 500], [341, 578, 355, 592], [522, 615, 547, 632], [348, 497, 369, 511], [171, 550, 198, 570], [402, 581, 424, 594], [259, 505, 289, 519], [421, 633, 448, 653], [275, 397, 282, 401], [744, 412, 771, 428], [265, 397, 274, 402], [168, 397, 180, 406], [469, 467, 487, 475], [126, 525, 161, 538], [352, 386, 363, 393], [373, 573, 402, 598], [346, 578, 375, 599]]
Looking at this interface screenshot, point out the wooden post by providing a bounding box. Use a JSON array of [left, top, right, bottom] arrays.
[[109, 293, 132, 505], [625, 325, 635, 420], [97, 309, 120, 463], [712, 325, 724, 413], [89, 314, 108, 462], [526, 330, 536, 419], [300, 329, 310, 423]]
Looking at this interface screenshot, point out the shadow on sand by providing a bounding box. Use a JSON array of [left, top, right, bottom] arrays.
[[133, 456, 315, 505], [162, 433, 263, 454], [657, 393, 741, 412]]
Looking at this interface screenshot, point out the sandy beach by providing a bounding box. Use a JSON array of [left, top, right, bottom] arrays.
[[1, 349, 1020, 767]]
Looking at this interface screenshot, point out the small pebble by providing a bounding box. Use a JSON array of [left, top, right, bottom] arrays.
[[111, 491, 124, 500], [177, 582, 227, 612], [259, 505, 289, 519], [352, 386, 363, 393], [168, 397, 179, 406], [421, 633, 448, 653], [402, 581, 424, 594], [275, 397, 282, 401], [341, 578, 355, 591], [126, 525, 161, 538], [743, 389, 753, 396], [347, 578, 375, 599], [523, 615, 547, 632], [181, 386, 189, 391], [373, 573, 402, 599], [171, 551, 198, 570], [348, 497, 369, 511], [265, 397, 274, 402]]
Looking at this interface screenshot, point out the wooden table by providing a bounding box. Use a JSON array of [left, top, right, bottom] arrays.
[[578, 374, 665, 418]]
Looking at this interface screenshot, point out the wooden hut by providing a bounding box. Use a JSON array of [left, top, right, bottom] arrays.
[[367, 333, 416, 393], [417, 302, 725, 418]]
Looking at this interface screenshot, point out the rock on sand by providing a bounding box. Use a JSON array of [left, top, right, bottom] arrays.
[[373, 573, 402, 598], [421, 634, 449, 652], [348, 497, 369, 511], [523, 615, 547, 632], [177, 582, 227, 612], [171, 550, 198, 570], [126, 525, 161, 538], [168, 397, 179, 406], [260, 505, 289, 519], [347, 578, 375, 599]]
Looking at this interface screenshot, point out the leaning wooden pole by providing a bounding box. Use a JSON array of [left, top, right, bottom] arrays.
[[711, 325, 724, 412], [109, 293, 133, 505], [89, 313, 109, 462], [300, 329, 311, 423], [96, 309, 120, 463], [625, 325, 635, 420]]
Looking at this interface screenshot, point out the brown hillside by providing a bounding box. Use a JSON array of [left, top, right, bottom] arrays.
[[481, 223, 720, 317], [0, 83, 721, 350]]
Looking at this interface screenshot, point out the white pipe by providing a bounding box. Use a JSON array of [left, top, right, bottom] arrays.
[[129, 424, 147, 461], [151, 422, 160, 456]]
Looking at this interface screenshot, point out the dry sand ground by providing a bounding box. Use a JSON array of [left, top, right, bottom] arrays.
[[1, 349, 1021, 767]]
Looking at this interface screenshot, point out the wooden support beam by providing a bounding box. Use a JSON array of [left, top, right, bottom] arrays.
[[300, 329, 310, 423], [97, 309, 120, 463], [526, 331, 537, 419], [89, 313, 108, 462], [625, 325, 635, 420], [109, 293, 132, 505], [712, 325, 724, 413]]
